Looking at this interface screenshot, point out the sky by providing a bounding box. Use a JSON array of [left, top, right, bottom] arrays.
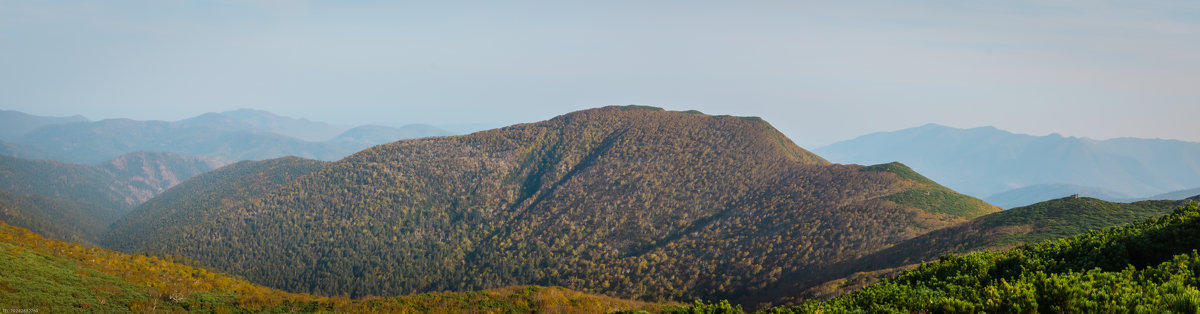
[[1, 1, 1199, 147]]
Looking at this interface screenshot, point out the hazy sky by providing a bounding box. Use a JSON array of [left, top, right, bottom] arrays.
[[2, 1, 1198, 147]]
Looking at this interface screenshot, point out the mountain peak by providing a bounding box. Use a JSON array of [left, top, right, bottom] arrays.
[[478, 105, 829, 165]]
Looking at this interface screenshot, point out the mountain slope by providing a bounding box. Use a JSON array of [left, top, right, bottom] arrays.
[[104, 106, 995, 305], [814, 123, 1200, 199], [0, 221, 666, 313], [0, 152, 227, 243], [777, 196, 1183, 305], [777, 201, 1200, 312], [103, 156, 327, 254], [0, 190, 107, 245]]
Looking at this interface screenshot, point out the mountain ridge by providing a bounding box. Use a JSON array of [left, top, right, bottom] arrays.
[[0, 109, 451, 164]]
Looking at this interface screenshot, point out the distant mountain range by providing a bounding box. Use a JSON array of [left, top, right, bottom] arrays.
[[815, 124, 1200, 208], [0, 110, 88, 141], [0, 109, 452, 164]]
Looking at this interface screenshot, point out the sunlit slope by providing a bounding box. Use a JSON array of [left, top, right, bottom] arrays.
[[1, 221, 667, 313]]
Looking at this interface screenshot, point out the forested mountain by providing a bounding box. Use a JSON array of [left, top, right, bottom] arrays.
[[769, 201, 1200, 312], [0, 109, 450, 164], [103, 106, 996, 306], [0, 221, 667, 313], [0, 190, 108, 246], [814, 123, 1200, 202], [104, 156, 327, 252], [0, 152, 226, 243]]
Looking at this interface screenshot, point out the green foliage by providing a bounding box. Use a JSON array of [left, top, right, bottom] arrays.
[[881, 187, 997, 219], [859, 162, 998, 219], [769, 201, 1200, 312], [0, 190, 106, 245], [104, 106, 979, 305], [979, 197, 1177, 246], [664, 300, 745, 313], [858, 162, 937, 186]]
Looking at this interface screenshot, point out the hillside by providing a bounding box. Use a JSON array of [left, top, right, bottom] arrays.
[[0, 152, 226, 243], [0, 221, 667, 313], [770, 201, 1200, 312], [103, 156, 328, 254], [0, 190, 107, 246], [103, 106, 995, 306], [1, 109, 449, 164], [814, 123, 1200, 200], [773, 196, 1182, 305]]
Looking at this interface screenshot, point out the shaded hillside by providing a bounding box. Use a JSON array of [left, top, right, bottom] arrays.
[[97, 151, 229, 206], [771, 201, 1200, 313], [0, 221, 667, 313], [0, 155, 126, 213], [104, 156, 327, 253], [815, 123, 1200, 199], [0, 190, 110, 245], [0, 152, 226, 243], [2, 109, 449, 164], [772, 196, 1181, 306], [0, 152, 226, 211], [104, 106, 994, 306]]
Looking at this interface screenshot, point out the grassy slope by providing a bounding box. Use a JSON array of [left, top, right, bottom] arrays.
[[782, 196, 1182, 306], [0, 221, 669, 313], [860, 162, 999, 219]]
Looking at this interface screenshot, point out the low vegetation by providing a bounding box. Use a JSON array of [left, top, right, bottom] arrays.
[[0, 221, 668, 312], [669, 201, 1200, 312]]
